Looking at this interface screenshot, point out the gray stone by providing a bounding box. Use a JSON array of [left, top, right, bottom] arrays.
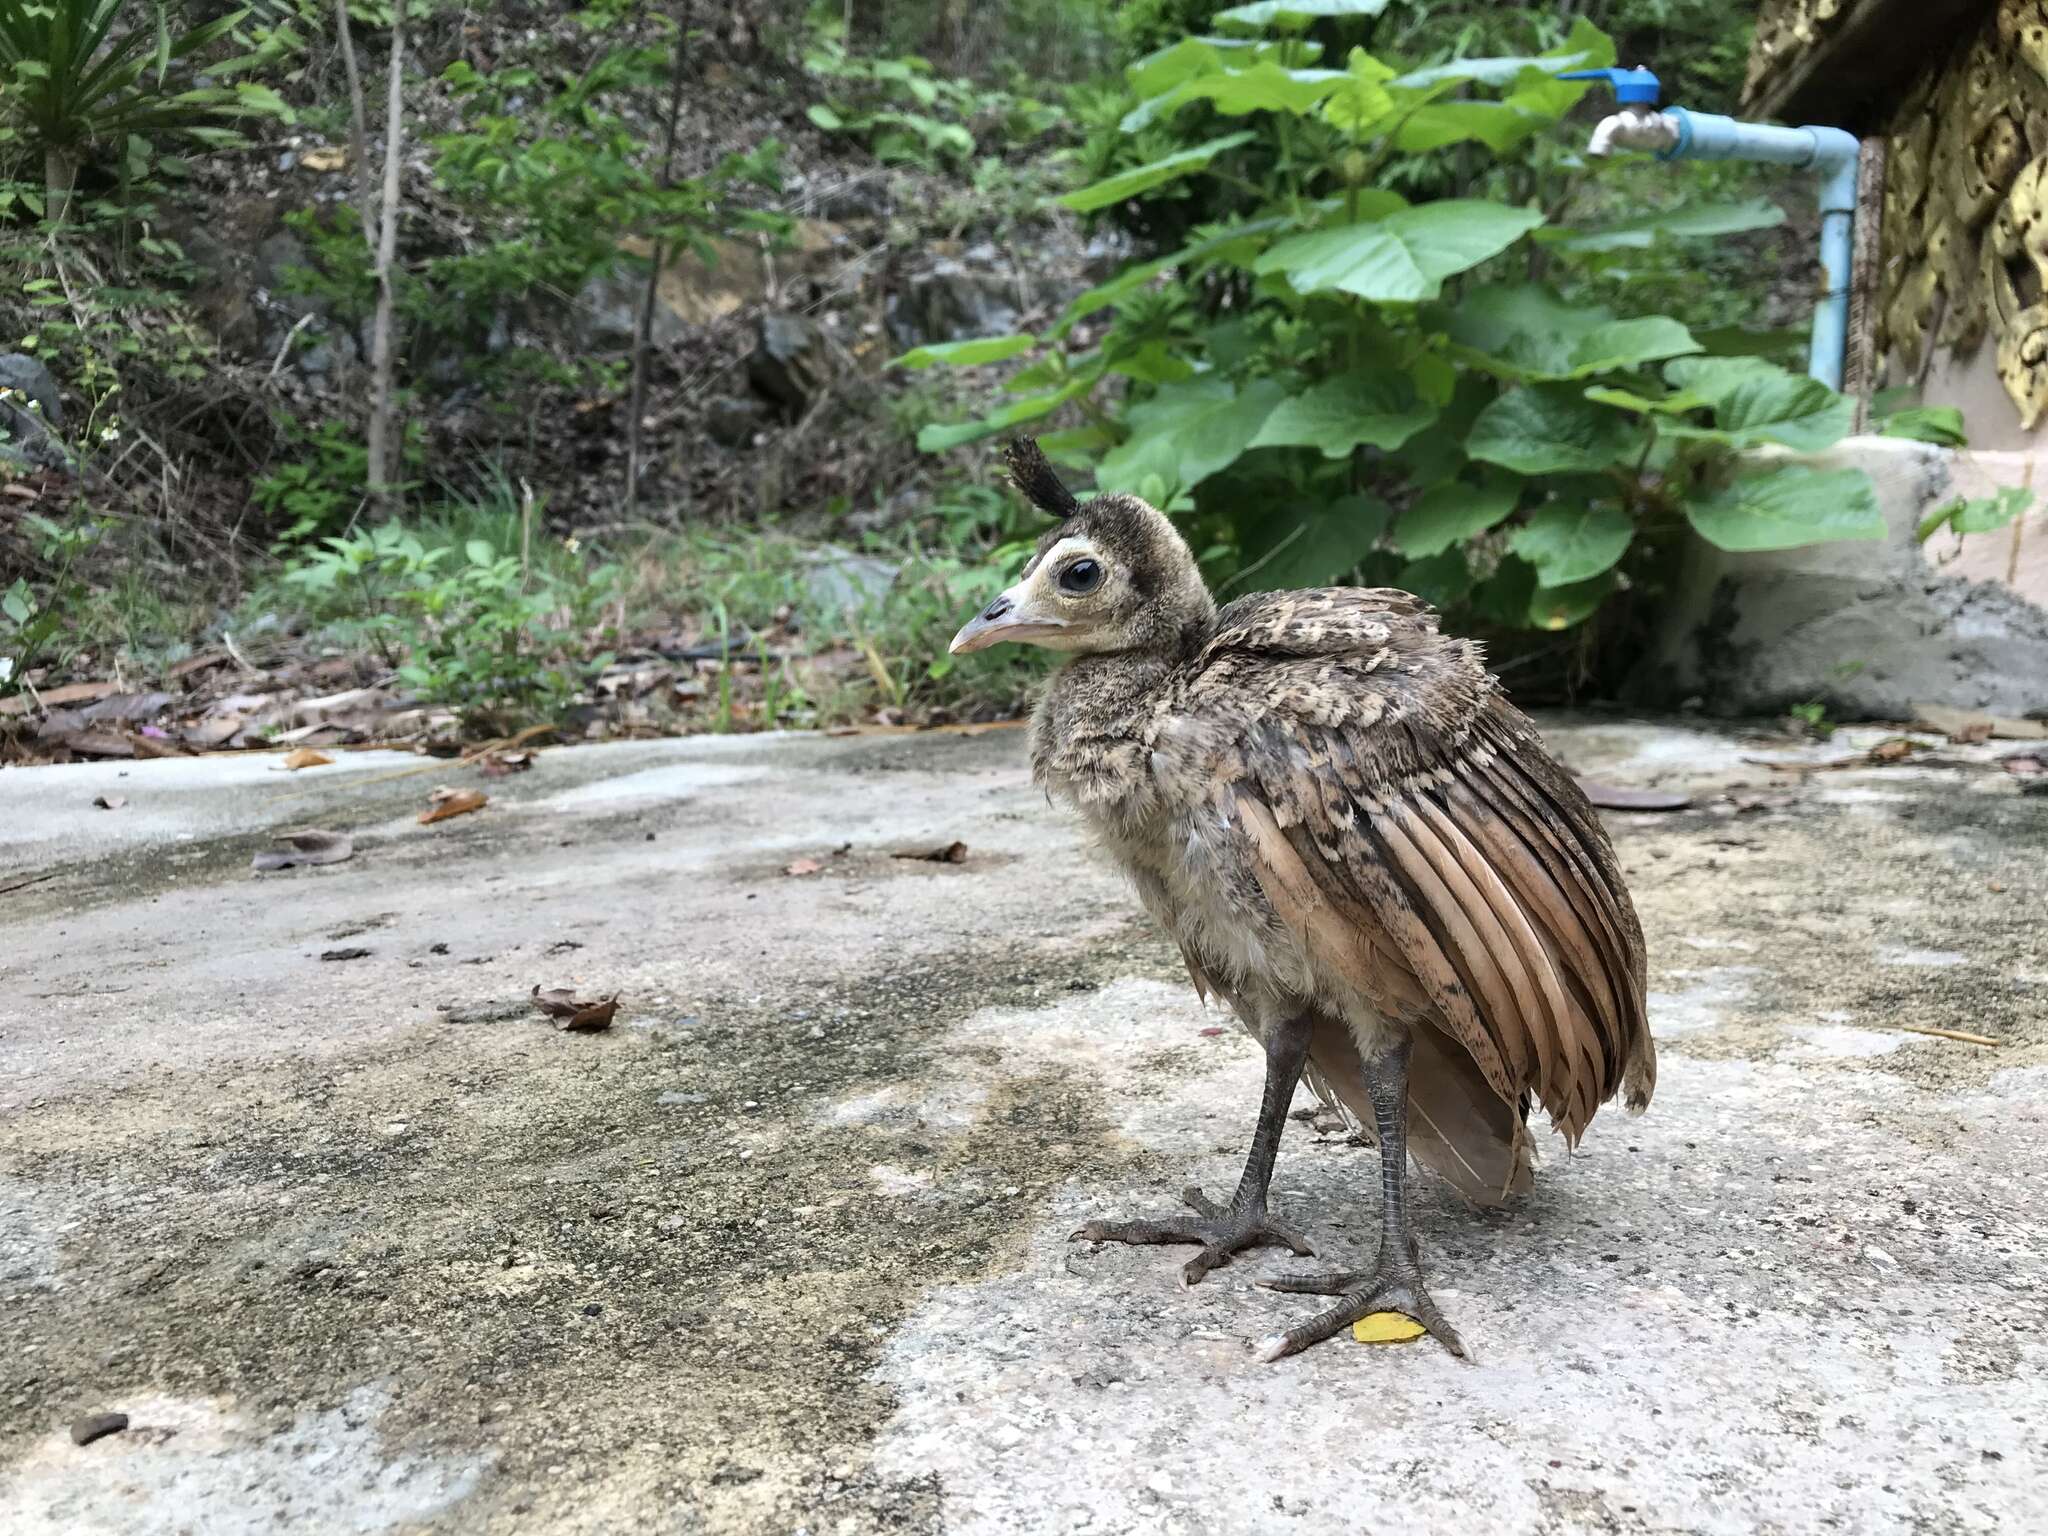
[[570, 268, 687, 353], [799, 544, 899, 615], [885, 260, 1022, 351], [0, 354, 70, 471], [747, 311, 832, 416]]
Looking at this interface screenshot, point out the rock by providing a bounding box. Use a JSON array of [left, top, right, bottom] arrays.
[[748, 312, 832, 416], [885, 260, 1022, 351], [0, 354, 72, 471], [70, 1411, 128, 1446], [800, 545, 899, 616], [705, 395, 767, 448]]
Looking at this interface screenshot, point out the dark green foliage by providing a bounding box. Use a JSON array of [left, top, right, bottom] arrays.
[[908, 4, 1877, 642]]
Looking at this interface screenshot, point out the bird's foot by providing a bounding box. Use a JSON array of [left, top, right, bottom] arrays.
[[1254, 1243, 1466, 1360], [1070, 1185, 1314, 1287]]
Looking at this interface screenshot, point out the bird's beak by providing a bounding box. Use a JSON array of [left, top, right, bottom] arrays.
[[948, 583, 1068, 655]]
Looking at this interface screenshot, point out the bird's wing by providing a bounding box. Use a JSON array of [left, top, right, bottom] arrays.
[[1176, 589, 1652, 1143]]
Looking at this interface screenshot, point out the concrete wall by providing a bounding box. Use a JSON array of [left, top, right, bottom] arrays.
[[1650, 436, 2048, 719]]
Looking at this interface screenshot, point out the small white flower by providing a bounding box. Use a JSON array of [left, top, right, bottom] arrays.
[[100, 426, 121, 443]]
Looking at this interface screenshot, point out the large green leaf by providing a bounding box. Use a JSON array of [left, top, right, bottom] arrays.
[[1502, 17, 1617, 118], [1247, 374, 1437, 456], [1095, 376, 1288, 497], [1509, 502, 1634, 585], [1392, 474, 1519, 557], [1123, 63, 1346, 132], [1538, 198, 1787, 253], [1392, 52, 1593, 91], [1397, 547, 1474, 609], [1527, 571, 1616, 630], [1126, 36, 1308, 99], [1254, 201, 1544, 303], [1321, 46, 1396, 134], [1464, 384, 1639, 474], [1056, 130, 1256, 212], [1665, 358, 1855, 453], [891, 334, 1034, 369], [1392, 100, 1545, 153], [1216, 0, 1393, 29], [1449, 283, 1700, 380], [1685, 466, 1884, 552], [1235, 493, 1390, 590], [1879, 406, 1967, 446]]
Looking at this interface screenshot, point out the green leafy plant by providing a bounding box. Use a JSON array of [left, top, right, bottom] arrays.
[[905, 6, 1882, 638], [1, 511, 100, 696], [0, 1, 291, 217], [279, 507, 620, 731], [803, 30, 1063, 170]]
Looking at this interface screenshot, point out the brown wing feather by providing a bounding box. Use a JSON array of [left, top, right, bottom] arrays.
[[1181, 591, 1654, 1157]]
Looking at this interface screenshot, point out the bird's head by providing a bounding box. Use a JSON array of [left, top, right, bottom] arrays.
[[948, 439, 1216, 659]]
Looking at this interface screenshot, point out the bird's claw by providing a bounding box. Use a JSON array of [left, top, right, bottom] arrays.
[[1254, 1249, 1467, 1360], [1069, 1184, 1314, 1286]]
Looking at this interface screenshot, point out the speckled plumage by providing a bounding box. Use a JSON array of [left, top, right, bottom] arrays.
[[1026, 513, 1654, 1204]]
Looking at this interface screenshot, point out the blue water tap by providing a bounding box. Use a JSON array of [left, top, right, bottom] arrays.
[[1558, 67, 1662, 106]]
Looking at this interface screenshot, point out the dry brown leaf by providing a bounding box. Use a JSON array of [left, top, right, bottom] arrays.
[[530, 985, 618, 1032], [91, 794, 127, 810], [783, 857, 823, 877], [894, 840, 969, 863], [475, 748, 537, 778], [251, 828, 354, 872], [0, 680, 125, 718], [282, 747, 334, 771], [419, 787, 488, 824], [320, 946, 371, 962], [300, 146, 349, 172], [1867, 738, 1920, 764], [1573, 780, 1692, 812]]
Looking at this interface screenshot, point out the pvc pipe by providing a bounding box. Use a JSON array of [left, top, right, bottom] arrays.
[[1656, 109, 1861, 390]]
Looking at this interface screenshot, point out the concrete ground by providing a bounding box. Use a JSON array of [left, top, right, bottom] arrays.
[[1, 717, 2042, 1535]]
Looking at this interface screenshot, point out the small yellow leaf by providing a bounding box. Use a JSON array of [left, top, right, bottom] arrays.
[[1352, 1311, 1427, 1344], [301, 146, 349, 172], [282, 747, 334, 770]]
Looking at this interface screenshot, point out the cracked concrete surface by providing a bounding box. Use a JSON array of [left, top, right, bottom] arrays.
[[1, 718, 2043, 1534]]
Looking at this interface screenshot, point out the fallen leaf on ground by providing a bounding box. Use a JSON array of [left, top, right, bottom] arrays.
[[251, 828, 355, 872], [1353, 1313, 1428, 1344], [784, 857, 823, 876], [894, 840, 969, 863], [419, 787, 487, 824], [1574, 779, 1692, 811], [476, 748, 537, 777], [531, 985, 618, 1032], [281, 747, 334, 771], [300, 145, 349, 172], [320, 947, 371, 962], [91, 794, 127, 810], [69, 1412, 129, 1446], [0, 680, 124, 718], [1867, 737, 1922, 764]]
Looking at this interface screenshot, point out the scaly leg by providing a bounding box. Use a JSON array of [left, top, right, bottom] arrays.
[[1255, 1034, 1467, 1359], [1071, 1013, 1315, 1286]]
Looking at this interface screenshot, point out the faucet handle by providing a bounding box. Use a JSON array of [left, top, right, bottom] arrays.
[[1558, 66, 1662, 106]]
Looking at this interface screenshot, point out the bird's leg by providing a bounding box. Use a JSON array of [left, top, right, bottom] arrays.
[[1070, 1012, 1316, 1286], [1255, 1034, 1467, 1359]]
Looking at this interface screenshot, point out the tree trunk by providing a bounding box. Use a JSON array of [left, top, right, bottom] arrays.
[[365, 0, 409, 516], [44, 146, 81, 226], [625, 11, 691, 517], [333, 0, 378, 248]]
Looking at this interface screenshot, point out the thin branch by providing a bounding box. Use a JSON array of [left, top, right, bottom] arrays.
[[333, 0, 377, 249], [365, 0, 409, 516], [626, 7, 692, 518]]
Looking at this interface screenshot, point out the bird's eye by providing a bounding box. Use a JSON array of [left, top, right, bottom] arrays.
[[1057, 558, 1103, 595]]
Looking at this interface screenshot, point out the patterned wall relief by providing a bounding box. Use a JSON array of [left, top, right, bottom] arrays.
[[1880, 5, 2048, 426], [1744, 0, 1859, 109]]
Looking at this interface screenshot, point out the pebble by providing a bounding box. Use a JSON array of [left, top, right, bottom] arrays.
[[71, 1412, 128, 1446]]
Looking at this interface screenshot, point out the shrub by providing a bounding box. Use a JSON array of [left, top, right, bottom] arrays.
[[907, 4, 1881, 642]]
